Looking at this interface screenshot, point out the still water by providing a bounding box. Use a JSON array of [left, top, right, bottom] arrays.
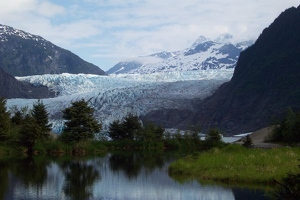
[[0, 152, 270, 200]]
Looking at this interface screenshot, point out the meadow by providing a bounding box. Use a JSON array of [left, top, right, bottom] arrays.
[[168, 144, 300, 185]]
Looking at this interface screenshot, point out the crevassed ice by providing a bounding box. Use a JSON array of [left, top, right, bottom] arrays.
[[10, 69, 234, 132]]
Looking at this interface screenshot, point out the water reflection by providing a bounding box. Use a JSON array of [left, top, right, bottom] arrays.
[[0, 161, 9, 200], [0, 153, 271, 200], [109, 152, 164, 179], [12, 157, 49, 188], [60, 160, 101, 200]]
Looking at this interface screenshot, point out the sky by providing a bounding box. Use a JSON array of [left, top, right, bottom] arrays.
[[0, 0, 299, 71]]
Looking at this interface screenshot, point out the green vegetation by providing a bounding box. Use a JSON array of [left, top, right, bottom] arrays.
[[0, 98, 11, 141], [267, 108, 300, 144], [168, 144, 300, 185], [60, 99, 102, 143], [1, 95, 228, 157], [108, 114, 142, 141], [107, 116, 225, 151], [0, 98, 106, 157], [242, 135, 253, 148], [272, 161, 300, 199]]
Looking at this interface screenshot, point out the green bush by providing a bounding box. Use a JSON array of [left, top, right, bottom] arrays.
[[268, 108, 300, 144], [272, 161, 300, 199]]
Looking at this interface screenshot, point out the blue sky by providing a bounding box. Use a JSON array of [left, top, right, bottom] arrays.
[[0, 0, 299, 71]]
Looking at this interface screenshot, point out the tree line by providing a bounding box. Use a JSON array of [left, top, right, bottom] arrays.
[[0, 98, 101, 155], [0, 97, 228, 155]]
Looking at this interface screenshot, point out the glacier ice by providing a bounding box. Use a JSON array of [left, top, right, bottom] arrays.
[[7, 69, 234, 132]]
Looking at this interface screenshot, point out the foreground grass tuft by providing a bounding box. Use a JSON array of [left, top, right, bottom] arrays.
[[168, 145, 300, 185]]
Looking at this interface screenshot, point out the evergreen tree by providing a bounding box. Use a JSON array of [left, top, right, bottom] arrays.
[[62, 99, 101, 143], [123, 114, 142, 140], [242, 135, 253, 148], [108, 114, 142, 141], [206, 128, 222, 142], [11, 110, 24, 125], [32, 100, 51, 140], [19, 115, 42, 155], [270, 108, 300, 144], [0, 98, 11, 142], [108, 120, 124, 140], [154, 125, 164, 141]]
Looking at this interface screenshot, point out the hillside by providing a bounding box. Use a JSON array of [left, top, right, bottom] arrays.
[[142, 5, 300, 135], [0, 24, 105, 76], [0, 67, 54, 99]]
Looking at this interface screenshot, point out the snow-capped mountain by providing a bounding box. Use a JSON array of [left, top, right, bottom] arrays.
[[7, 70, 234, 132], [107, 34, 253, 74], [0, 24, 105, 76]]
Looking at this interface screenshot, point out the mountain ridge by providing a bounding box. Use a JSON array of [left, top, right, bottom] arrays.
[[107, 34, 253, 74], [0, 24, 105, 76]]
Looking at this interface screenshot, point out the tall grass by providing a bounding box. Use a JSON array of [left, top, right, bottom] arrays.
[[32, 140, 107, 156], [168, 145, 300, 185]]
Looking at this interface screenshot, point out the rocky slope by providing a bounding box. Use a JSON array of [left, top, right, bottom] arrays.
[[142, 5, 300, 135], [0, 24, 105, 76]]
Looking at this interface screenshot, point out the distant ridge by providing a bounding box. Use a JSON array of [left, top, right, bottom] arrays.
[[0, 24, 105, 76], [107, 34, 253, 74]]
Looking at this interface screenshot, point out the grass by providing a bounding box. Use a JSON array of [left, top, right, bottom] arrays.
[[168, 144, 300, 185], [33, 140, 108, 156]]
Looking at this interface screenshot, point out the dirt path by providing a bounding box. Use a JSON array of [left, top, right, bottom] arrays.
[[238, 126, 282, 148]]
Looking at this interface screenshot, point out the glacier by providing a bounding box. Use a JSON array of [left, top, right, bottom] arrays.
[[7, 69, 234, 133]]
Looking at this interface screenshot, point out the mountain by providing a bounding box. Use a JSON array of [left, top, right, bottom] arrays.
[[106, 51, 181, 74], [107, 34, 253, 74], [142, 5, 300, 135], [0, 67, 54, 98], [0, 24, 105, 76]]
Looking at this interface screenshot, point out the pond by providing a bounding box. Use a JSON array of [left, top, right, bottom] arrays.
[[0, 152, 271, 200]]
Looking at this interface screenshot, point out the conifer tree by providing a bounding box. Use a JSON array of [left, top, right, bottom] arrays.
[[242, 135, 253, 148], [11, 110, 24, 125], [0, 98, 11, 141], [62, 99, 101, 143], [108, 120, 124, 140], [123, 114, 142, 140], [108, 114, 142, 141], [19, 115, 42, 155], [32, 100, 51, 140], [206, 128, 222, 142]]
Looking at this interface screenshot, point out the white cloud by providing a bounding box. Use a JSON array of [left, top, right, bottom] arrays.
[[0, 0, 299, 70], [37, 1, 65, 17]]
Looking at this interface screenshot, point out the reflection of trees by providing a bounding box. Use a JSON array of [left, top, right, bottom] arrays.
[[141, 153, 164, 172], [61, 160, 101, 200], [0, 161, 9, 200], [12, 157, 48, 187], [109, 152, 164, 179], [109, 153, 142, 179], [0, 158, 49, 199]]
